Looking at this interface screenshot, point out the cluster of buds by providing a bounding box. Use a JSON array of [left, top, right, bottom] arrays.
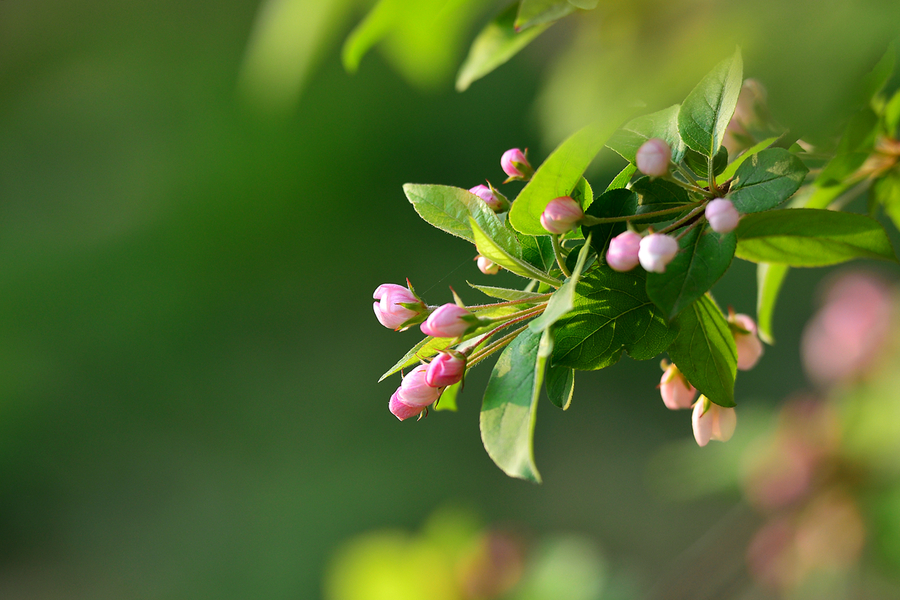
[[605, 230, 679, 274], [657, 313, 763, 446], [389, 351, 468, 420]]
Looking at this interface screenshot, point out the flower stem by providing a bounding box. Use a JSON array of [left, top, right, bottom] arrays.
[[579, 202, 702, 227], [658, 203, 708, 234], [666, 173, 715, 197], [552, 234, 572, 278], [467, 323, 531, 368], [465, 293, 554, 311]]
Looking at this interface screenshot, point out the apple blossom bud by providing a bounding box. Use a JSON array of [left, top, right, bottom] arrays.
[[421, 303, 475, 338], [476, 256, 500, 275], [540, 196, 583, 234], [373, 283, 424, 330], [389, 389, 426, 421], [731, 313, 764, 370], [692, 396, 737, 447], [635, 138, 671, 177], [705, 198, 740, 233], [469, 184, 510, 213], [425, 351, 466, 387], [638, 233, 679, 273], [660, 363, 697, 410], [389, 364, 442, 421], [606, 230, 642, 272], [501, 148, 533, 180]]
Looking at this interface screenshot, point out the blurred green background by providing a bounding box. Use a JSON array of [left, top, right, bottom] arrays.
[[1, 1, 899, 598]]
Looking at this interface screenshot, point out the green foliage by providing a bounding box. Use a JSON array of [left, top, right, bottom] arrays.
[[607, 105, 686, 164], [735, 209, 897, 266], [529, 236, 592, 332], [668, 295, 737, 407], [545, 364, 575, 410], [727, 148, 809, 213], [515, 0, 576, 31], [684, 146, 728, 179], [471, 218, 562, 286], [677, 48, 743, 158], [755, 262, 789, 344]]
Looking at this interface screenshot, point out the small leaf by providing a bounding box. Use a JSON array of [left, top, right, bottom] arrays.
[[471, 218, 562, 287], [863, 41, 897, 103], [718, 136, 779, 182], [456, 2, 550, 91], [583, 188, 639, 258], [727, 148, 809, 213], [468, 282, 548, 302], [509, 110, 631, 235], [630, 176, 692, 213], [514, 0, 575, 31], [434, 381, 460, 411], [756, 262, 789, 345], [529, 235, 592, 332], [884, 89, 900, 137], [683, 146, 728, 179], [480, 327, 547, 482], [605, 163, 637, 192], [646, 224, 736, 321], [517, 231, 556, 271], [874, 173, 900, 232], [545, 364, 574, 410], [668, 295, 737, 407], [678, 48, 743, 157], [607, 104, 686, 164], [552, 266, 674, 370], [735, 209, 898, 266]]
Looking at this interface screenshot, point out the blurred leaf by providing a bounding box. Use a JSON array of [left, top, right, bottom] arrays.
[[668, 295, 736, 407], [471, 218, 562, 286], [568, 0, 598, 8], [607, 104, 686, 164], [545, 364, 574, 409], [434, 381, 460, 411], [874, 173, 900, 232], [684, 146, 728, 179], [515, 0, 575, 31], [816, 109, 878, 185], [342, 0, 402, 73], [604, 163, 636, 192], [480, 328, 549, 482], [529, 235, 592, 332], [727, 148, 809, 213], [468, 283, 548, 302], [552, 266, 674, 370], [510, 535, 607, 600], [647, 224, 736, 321], [863, 41, 897, 103], [404, 184, 521, 256], [509, 111, 631, 235], [457, 2, 550, 91], [678, 48, 743, 158], [718, 136, 779, 182], [735, 209, 898, 266], [885, 89, 900, 136], [756, 262, 789, 344]]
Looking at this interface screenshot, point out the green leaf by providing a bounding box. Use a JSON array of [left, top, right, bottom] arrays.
[[607, 104, 686, 164], [630, 176, 692, 213], [873, 173, 900, 232], [517, 232, 556, 271], [756, 262, 789, 345], [545, 364, 574, 410], [727, 148, 809, 213], [678, 48, 743, 157], [529, 235, 592, 332], [480, 327, 548, 482], [456, 2, 550, 91], [470, 218, 562, 287], [568, 0, 598, 8], [863, 41, 896, 103], [605, 163, 637, 192], [885, 89, 900, 137], [404, 184, 521, 256], [583, 188, 639, 258], [684, 146, 728, 179], [342, 0, 399, 73], [560, 177, 595, 241], [434, 381, 460, 411], [646, 224, 736, 321], [509, 111, 631, 235], [468, 282, 548, 302], [552, 266, 674, 370], [735, 209, 898, 266], [514, 0, 575, 31], [718, 137, 779, 182], [816, 109, 878, 185], [668, 295, 737, 407]]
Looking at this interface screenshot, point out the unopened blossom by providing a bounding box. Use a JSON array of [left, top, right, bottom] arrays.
[[705, 198, 740, 233], [635, 138, 671, 177], [692, 396, 737, 447], [476, 255, 500, 275], [659, 363, 697, 410], [500, 148, 533, 180], [469, 184, 510, 213], [539, 196, 583, 234], [731, 313, 764, 370], [373, 283, 424, 330], [606, 230, 642, 272], [638, 233, 678, 273], [389, 364, 442, 421], [425, 351, 466, 388], [421, 303, 475, 338]]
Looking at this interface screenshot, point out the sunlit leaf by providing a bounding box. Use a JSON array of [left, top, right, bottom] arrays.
[[515, 0, 575, 31], [727, 148, 809, 213], [545, 364, 574, 409], [607, 105, 686, 164], [470, 218, 562, 287], [756, 262, 789, 345], [678, 48, 743, 158], [529, 235, 592, 332]]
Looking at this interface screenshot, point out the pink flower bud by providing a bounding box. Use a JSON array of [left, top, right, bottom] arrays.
[[692, 396, 737, 447], [606, 230, 642, 272], [476, 255, 500, 275], [539, 196, 583, 234], [635, 138, 671, 177], [425, 351, 466, 387], [469, 184, 510, 213], [638, 233, 678, 273], [373, 283, 424, 330], [731, 313, 764, 370], [705, 198, 740, 233], [399, 364, 442, 406], [501, 148, 533, 180], [659, 363, 697, 410], [389, 388, 426, 421], [420, 303, 475, 338]]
